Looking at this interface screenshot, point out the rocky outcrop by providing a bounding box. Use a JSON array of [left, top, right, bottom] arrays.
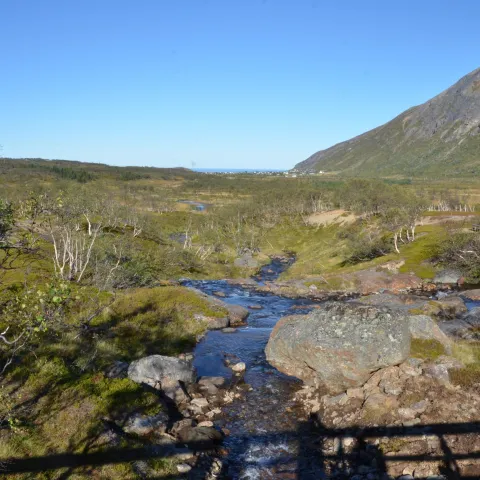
[[265, 302, 411, 394], [295, 356, 480, 479], [128, 355, 196, 400]]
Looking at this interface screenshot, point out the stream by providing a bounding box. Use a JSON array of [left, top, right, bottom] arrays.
[[184, 259, 324, 479], [184, 260, 480, 478]]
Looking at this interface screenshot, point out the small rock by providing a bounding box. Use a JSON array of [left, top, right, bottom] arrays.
[[231, 362, 246, 372], [346, 387, 364, 399], [433, 269, 463, 285], [105, 361, 129, 379], [424, 364, 450, 385], [410, 400, 428, 414], [323, 393, 348, 407], [248, 305, 263, 310], [190, 397, 209, 408], [402, 418, 421, 427], [198, 420, 214, 427], [398, 408, 416, 420], [123, 412, 168, 436], [177, 463, 192, 473], [177, 426, 224, 445], [170, 418, 195, 436], [213, 291, 226, 298], [198, 376, 227, 387]]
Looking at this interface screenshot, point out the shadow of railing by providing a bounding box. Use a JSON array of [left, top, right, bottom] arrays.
[[1, 420, 479, 478]]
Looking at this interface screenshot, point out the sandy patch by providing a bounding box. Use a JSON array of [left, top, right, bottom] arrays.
[[306, 209, 356, 227]]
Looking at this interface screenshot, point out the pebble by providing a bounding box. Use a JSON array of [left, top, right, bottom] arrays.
[[191, 397, 209, 408], [177, 463, 192, 473], [198, 421, 214, 427], [231, 362, 246, 372]]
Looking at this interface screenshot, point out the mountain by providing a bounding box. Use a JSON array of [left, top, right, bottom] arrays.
[[295, 67, 480, 176]]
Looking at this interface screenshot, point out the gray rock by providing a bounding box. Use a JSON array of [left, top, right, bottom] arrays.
[[177, 426, 224, 445], [461, 289, 480, 301], [190, 397, 209, 408], [433, 269, 463, 285], [424, 364, 450, 385], [188, 287, 249, 325], [234, 253, 258, 268], [231, 362, 246, 372], [105, 361, 129, 379], [198, 376, 227, 388], [434, 296, 467, 318], [128, 355, 196, 396], [226, 304, 249, 325], [462, 307, 480, 327], [222, 327, 237, 333], [123, 412, 168, 436], [265, 302, 411, 394], [170, 418, 195, 436], [408, 315, 451, 350], [177, 463, 192, 473]]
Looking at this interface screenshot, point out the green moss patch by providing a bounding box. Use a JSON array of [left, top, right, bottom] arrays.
[[410, 338, 446, 360]]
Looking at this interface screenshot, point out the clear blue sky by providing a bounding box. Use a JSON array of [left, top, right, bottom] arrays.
[[1, 0, 479, 170]]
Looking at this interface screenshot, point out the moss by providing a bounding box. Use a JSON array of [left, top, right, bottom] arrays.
[[379, 438, 409, 453], [410, 338, 445, 360], [450, 341, 480, 387], [86, 286, 227, 361]]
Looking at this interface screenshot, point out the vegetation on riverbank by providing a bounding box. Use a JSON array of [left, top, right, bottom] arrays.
[[2, 158, 480, 477]]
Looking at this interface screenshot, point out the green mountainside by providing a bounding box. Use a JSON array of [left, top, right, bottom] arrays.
[[295, 67, 480, 176]]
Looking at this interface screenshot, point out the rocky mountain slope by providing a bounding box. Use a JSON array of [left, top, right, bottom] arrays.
[[295, 67, 480, 176]]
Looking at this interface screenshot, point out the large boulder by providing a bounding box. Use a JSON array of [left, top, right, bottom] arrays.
[[265, 302, 411, 394], [128, 355, 196, 397]]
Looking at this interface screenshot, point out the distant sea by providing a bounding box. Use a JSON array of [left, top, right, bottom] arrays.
[[193, 168, 285, 173]]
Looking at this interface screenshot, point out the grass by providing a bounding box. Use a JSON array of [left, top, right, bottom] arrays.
[[93, 286, 228, 361], [450, 341, 480, 387], [410, 338, 446, 360], [0, 285, 222, 479], [260, 221, 446, 287]]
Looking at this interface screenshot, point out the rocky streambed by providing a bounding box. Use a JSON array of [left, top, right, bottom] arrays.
[[121, 257, 480, 479]]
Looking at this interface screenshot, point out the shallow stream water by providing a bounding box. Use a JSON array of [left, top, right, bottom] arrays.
[[184, 259, 323, 479]]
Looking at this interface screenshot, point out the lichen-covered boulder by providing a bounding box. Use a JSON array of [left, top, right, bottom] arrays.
[[265, 302, 411, 394]]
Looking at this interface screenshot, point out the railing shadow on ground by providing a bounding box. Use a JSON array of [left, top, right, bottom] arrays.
[[0, 420, 479, 479]]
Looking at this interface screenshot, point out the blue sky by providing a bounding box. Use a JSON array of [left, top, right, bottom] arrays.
[[1, 0, 479, 170]]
